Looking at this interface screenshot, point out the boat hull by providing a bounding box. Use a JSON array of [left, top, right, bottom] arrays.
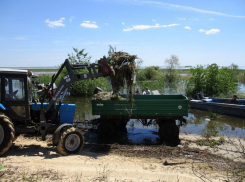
[[189, 98, 245, 118]]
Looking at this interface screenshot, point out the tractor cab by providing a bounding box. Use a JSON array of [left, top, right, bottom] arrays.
[[0, 69, 32, 122]]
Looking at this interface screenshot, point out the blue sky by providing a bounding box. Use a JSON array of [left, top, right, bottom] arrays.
[[0, 0, 244, 68]]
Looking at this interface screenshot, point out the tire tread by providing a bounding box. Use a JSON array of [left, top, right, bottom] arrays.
[[0, 114, 15, 156], [57, 127, 84, 156]]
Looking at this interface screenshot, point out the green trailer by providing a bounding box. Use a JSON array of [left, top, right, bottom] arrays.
[[92, 94, 189, 144]]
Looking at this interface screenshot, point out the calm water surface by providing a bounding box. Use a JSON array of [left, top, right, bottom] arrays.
[[63, 96, 245, 139]]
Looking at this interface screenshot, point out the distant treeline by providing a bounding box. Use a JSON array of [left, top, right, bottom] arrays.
[[35, 48, 245, 98]]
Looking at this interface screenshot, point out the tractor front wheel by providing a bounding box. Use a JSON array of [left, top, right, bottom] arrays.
[[0, 115, 15, 156], [57, 127, 84, 156]]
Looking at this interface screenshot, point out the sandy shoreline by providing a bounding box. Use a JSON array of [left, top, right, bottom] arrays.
[[0, 133, 244, 182]]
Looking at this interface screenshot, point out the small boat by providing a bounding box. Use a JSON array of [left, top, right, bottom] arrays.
[[189, 98, 245, 118]]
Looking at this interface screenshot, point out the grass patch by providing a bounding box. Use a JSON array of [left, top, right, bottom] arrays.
[[196, 127, 226, 147], [196, 136, 225, 147], [196, 137, 225, 147]]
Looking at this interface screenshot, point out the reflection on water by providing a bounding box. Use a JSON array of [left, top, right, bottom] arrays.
[[84, 121, 161, 145], [182, 109, 245, 137], [125, 119, 160, 144], [63, 96, 245, 137]]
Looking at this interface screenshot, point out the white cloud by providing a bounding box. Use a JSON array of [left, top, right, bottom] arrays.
[[184, 26, 191, 30], [199, 28, 220, 35], [206, 29, 220, 35], [80, 21, 99, 28], [45, 18, 65, 28], [122, 22, 124, 25], [123, 23, 179, 31], [138, 1, 245, 18], [210, 18, 214, 21], [180, 18, 186, 20]]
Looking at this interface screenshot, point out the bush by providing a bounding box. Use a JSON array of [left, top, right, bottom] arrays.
[[136, 66, 162, 81], [38, 74, 53, 85], [137, 79, 165, 93], [68, 76, 110, 96], [186, 63, 239, 97]]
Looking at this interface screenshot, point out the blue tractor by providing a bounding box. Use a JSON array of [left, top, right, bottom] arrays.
[[0, 58, 111, 156]]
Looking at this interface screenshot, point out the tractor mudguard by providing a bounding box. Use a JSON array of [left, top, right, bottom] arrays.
[[52, 123, 72, 146]]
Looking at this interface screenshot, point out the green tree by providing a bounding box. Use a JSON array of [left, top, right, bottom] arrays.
[[218, 67, 237, 96], [136, 66, 162, 81], [186, 65, 206, 96], [186, 63, 238, 97], [228, 63, 240, 82], [205, 64, 220, 96], [67, 48, 91, 64], [164, 55, 180, 87]]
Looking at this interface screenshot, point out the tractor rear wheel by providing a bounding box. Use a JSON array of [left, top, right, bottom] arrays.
[[0, 115, 15, 156], [57, 127, 84, 156]]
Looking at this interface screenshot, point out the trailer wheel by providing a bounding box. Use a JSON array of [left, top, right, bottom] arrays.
[[57, 127, 84, 156], [0, 115, 15, 156], [117, 120, 128, 132], [159, 121, 180, 145], [97, 122, 117, 139]]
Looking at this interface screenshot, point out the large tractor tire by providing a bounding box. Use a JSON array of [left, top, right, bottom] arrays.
[[159, 121, 180, 145], [57, 127, 84, 156], [0, 115, 15, 156]]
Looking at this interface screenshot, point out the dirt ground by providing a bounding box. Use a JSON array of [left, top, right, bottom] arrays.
[[0, 133, 245, 182]]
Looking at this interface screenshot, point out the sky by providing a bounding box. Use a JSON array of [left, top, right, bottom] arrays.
[[0, 0, 245, 68]]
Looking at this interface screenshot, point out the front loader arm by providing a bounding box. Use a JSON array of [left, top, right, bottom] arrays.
[[40, 57, 111, 122]]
